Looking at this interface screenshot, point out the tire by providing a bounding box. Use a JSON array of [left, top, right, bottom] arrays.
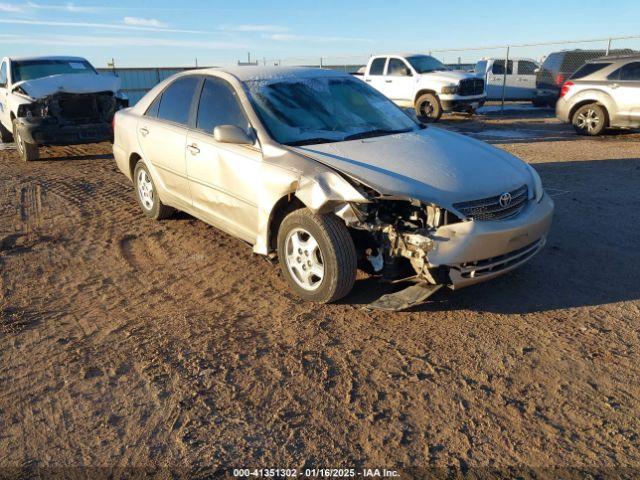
[[133, 161, 174, 220], [572, 103, 607, 136], [277, 208, 357, 303], [0, 121, 13, 143], [12, 120, 39, 161], [414, 93, 442, 122]]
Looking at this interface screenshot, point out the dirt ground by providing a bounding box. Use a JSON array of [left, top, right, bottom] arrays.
[[1, 108, 639, 479]]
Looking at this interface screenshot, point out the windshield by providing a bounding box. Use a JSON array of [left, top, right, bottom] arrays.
[[406, 55, 448, 73], [246, 76, 419, 146], [11, 59, 96, 83]]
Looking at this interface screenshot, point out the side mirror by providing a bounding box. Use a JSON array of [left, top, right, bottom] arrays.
[[213, 125, 253, 145]]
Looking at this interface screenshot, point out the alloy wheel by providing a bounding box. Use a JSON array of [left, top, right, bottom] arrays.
[[284, 227, 324, 291], [137, 169, 155, 210]]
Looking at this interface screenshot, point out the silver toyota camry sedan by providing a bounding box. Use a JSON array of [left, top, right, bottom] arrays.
[[113, 67, 554, 306]]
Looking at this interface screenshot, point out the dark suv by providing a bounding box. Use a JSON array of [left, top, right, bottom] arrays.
[[534, 49, 634, 106]]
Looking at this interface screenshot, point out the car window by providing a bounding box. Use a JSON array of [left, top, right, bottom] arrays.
[[157, 76, 200, 126], [517, 61, 537, 75], [571, 62, 611, 79], [613, 62, 640, 81], [541, 53, 563, 72], [387, 58, 411, 76], [369, 58, 386, 76], [474, 60, 487, 75], [0, 62, 7, 87], [145, 94, 161, 117], [196, 77, 248, 134], [491, 60, 513, 75]]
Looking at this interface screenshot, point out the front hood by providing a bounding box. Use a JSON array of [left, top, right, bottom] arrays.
[[291, 128, 533, 209], [419, 70, 475, 83], [13, 73, 121, 99]]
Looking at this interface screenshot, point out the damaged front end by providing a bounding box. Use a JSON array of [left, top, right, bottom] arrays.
[[14, 90, 120, 146], [344, 197, 459, 284]]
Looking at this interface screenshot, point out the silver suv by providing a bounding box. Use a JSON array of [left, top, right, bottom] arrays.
[[556, 54, 640, 135]]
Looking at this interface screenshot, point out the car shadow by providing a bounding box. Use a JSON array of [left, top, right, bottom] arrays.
[[344, 158, 640, 314], [39, 153, 114, 162]]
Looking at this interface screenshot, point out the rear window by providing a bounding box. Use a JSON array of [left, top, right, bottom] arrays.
[[541, 53, 563, 72], [570, 62, 611, 79], [11, 59, 96, 83], [369, 58, 386, 76], [157, 76, 200, 126], [609, 61, 640, 81]]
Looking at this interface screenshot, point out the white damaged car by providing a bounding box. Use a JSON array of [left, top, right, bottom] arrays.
[[113, 67, 554, 309], [0, 56, 128, 161]]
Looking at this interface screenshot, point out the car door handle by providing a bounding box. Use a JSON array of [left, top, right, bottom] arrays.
[[610, 83, 620, 89], [187, 143, 200, 155], [139, 127, 149, 137], [385, 79, 393, 83], [365, 79, 371, 82]]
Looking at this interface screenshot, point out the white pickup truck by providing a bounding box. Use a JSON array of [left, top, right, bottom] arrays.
[[0, 55, 127, 161], [362, 54, 486, 121]]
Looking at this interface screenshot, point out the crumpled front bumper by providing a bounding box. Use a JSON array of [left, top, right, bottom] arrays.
[[427, 193, 554, 288], [15, 117, 113, 146]]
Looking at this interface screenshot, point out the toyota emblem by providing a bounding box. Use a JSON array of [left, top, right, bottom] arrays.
[[499, 192, 512, 208]]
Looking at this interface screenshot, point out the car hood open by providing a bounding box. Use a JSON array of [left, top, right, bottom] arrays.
[[13, 73, 121, 99], [291, 127, 533, 208]]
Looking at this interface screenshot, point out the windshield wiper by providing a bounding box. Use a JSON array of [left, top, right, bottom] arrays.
[[285, 137, 337, 146], [343, 128, 412, 141]]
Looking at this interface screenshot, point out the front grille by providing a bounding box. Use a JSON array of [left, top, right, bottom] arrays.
[[458, 78, 484, 96], [454, 184, 528, 221], [457, 238, 544, 279], [50, 92, 116, 124]]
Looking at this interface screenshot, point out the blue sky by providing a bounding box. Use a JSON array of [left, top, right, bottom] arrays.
[[0, 0, 638, 67]]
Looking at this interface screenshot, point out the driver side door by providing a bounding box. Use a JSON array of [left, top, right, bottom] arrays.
[[185, 76, 261, 243]]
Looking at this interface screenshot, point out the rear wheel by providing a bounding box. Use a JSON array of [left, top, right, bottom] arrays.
[[133, 161, 174, 220], [415, 93, 442, 122], [572, 103, 607, 136], [277, 209, 356, 303], [12, 120, 39, 161], [0, 121, 13, 143]]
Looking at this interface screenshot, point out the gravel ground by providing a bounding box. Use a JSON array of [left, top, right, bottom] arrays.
[[1, 109, 639, 479]]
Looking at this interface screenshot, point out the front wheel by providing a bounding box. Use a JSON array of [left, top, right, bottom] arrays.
[[12, 120, 39, 161], [277, 209, 357, 303], [415, 93, 442, 122], [572, 103, 607, 136]]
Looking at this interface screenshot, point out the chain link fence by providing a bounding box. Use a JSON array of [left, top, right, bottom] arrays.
[[104, 35, 640, 106], [259, 35, 640, 111]]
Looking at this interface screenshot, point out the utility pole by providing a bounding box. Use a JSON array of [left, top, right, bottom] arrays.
[[500, 46, 510, 114]]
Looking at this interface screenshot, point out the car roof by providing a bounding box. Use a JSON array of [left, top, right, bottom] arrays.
[[188, 66, 352, 82], [588, 53, 640, 62], [7, 55, 89, 62]]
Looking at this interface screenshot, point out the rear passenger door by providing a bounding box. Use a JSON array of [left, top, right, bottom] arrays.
[[185, 76, 261, 242], [515, 60, 538, 99], [609, 62, 640, 124], [137, 76, 201, 208], [365, 57, 388, 97]]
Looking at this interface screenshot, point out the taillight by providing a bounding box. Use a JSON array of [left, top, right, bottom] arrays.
[[559, 81, 574, 98], [555, 74, 565, 85]]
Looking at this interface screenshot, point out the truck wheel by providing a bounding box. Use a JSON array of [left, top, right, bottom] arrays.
[[0, 122, 13, 143], [415, 93, 442, 122], [12, 120, 39, 162], [133, 161, 174, 220], [277, 208, 357, 303], [572, 103, 607, 136]]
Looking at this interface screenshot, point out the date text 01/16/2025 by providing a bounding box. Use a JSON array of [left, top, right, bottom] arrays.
[[232, 468, 400, 478]]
